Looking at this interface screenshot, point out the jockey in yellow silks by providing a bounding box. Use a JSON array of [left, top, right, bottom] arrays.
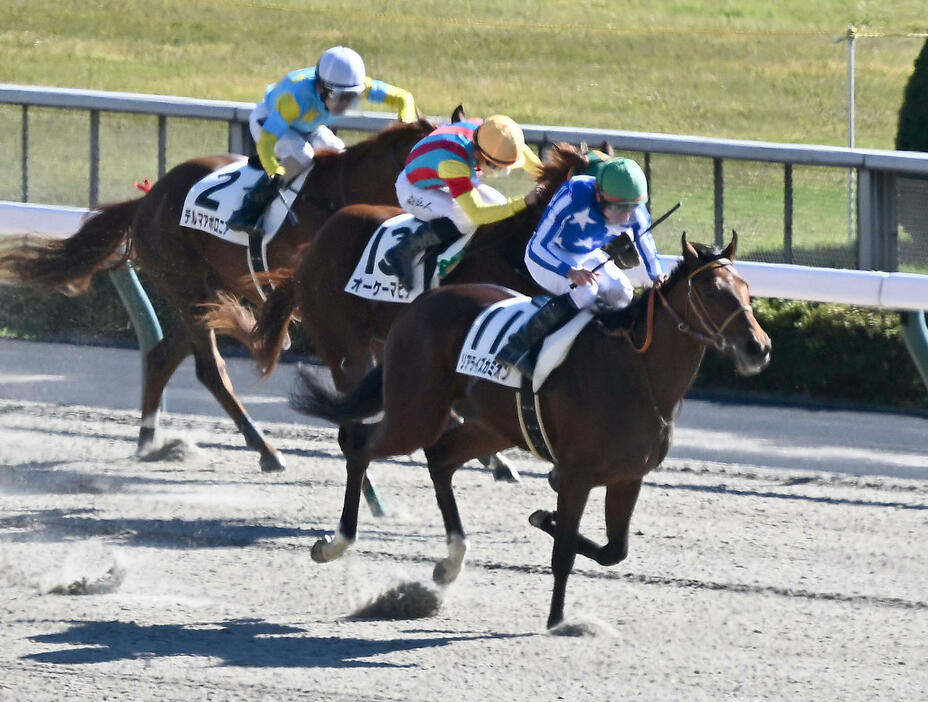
[[228, 46, 417, 237], [382, 115, 543, 289]]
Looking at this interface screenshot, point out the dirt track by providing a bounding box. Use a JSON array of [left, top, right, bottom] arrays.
[[1, 399, 925, 700]]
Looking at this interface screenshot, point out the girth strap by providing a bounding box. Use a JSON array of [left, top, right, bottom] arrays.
[[247, 231, 274, 301], [515, 374, 557, 464]]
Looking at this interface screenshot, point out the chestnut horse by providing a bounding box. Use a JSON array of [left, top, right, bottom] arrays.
[[203, 143, 588, 481], [289, 233, 771, 628], [0, 118, 435, 472]]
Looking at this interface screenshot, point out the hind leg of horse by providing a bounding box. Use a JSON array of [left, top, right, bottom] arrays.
[[425, 421, 511, 585], [546, 476, 591, 629], [137, 320, 191, 455], [530, 478, 642, 567], [188, 326, 286, 472], [311, 422, 375, 563]]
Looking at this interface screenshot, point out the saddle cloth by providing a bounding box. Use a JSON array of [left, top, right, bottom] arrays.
[[180, 160, 311, 246], [345, 213, 473, 302], [456, 296, 594, 393]]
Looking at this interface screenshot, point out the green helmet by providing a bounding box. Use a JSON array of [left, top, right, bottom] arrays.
[[595, 157, 648, 206]]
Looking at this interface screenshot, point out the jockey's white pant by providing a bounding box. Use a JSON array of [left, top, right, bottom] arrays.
[[394, 172, 507, 236], [525, 249, 634, 311], [249, 103, 344, 178]]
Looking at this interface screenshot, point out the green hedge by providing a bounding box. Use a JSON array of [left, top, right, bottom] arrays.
[[1, 284, 925, 410]]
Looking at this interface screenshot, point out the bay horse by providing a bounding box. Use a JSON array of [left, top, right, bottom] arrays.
[[0, 117, 435, 472], [289, 233, 772, 628], [202, 143, 588, 481]]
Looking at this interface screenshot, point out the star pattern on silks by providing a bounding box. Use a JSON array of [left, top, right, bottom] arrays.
[[570, 207, 596, 230]]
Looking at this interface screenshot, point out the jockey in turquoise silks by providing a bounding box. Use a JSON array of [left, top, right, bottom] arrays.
[[228, 46, 417, 237]]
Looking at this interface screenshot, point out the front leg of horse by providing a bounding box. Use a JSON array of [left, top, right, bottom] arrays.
[[476, 453, 521, 483], [311, 524, 356, 563], [529, 510, 628, 566]]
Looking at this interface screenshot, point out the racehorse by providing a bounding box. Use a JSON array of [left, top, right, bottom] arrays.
[[202, 142, 588, 481], [204, 142, 588, 391], [288, 232, 772, 628], [0, 117, 435, 472]]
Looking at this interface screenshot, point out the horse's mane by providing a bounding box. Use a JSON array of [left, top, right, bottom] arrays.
[[314, 117, 436, 166], [598, 241, 728, 331], [534, 143, 590, 205]]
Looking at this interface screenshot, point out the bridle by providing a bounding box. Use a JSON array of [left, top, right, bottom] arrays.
[[623, 258, 750, 354], [615, 257, 750, 429]]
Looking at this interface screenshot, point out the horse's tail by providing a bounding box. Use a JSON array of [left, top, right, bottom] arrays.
[[199, 272, 297, 378], [290, 364, 384, 423], [0, 198, 138, 295]]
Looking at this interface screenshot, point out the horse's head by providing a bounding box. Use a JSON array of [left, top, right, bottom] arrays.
[[667, 231, 771, 375]]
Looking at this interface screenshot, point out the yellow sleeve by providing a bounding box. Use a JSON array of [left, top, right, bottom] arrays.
[[521, 144, 543, 177], [362, 77, 417, 122], [454, 189, 528, 226], [256, 131, 285, 176]]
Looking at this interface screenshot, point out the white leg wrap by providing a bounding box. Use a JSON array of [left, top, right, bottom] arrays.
[[311, 526, 356, 563], [433, 534, 468, 585]]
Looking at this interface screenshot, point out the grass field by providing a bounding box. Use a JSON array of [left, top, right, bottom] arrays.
[[0, 1, 926, 269]]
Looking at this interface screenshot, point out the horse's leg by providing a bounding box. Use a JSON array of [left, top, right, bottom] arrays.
[[475, 453, 520, 483], [311, 422, 373, 562], [530, 478, 642, 566], [188, 325, 286, 472], [137, 319, 191, 455], [424, 420, 511, 585], [546, 475, 590, 629]]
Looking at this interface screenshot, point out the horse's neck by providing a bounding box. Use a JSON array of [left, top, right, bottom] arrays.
[[631, 291, 707, 419]]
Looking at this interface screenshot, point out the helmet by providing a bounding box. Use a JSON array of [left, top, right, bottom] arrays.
[[596, 157, 648, 206], [473, 115, 526, 168], [316, 46, 366, 95]]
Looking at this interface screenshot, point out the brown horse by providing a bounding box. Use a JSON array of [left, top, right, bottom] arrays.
[[0, 118, 435, 471], [205, 143, 589, 390], [289, 233, 772, 628], [203, 143, 588, 481]]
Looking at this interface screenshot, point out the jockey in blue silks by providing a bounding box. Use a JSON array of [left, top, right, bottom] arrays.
[[228, 46, 416, 236], [495, 156, 664, 375]]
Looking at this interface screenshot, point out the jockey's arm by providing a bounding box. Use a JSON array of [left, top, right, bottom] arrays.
[[363, 78, 417, 122], [437, 160, 528, 226], [520, 144, 543, 178], [255, 91, 303, 177], [627, 206, 665, 284]]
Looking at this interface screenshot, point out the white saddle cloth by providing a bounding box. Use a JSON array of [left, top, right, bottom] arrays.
[[345, 213, 473, 302], [456, 296, 594, 393], [180, 160, 311, 246]]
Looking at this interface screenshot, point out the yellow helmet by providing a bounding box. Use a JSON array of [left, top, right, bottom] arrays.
[[473, 115, 526, 168]]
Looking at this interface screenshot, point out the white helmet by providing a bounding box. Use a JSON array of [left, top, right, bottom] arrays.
[[316, 46, 366, 95]]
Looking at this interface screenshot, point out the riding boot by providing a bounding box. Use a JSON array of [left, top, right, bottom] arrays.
[[495, 293, 578, 376], [227, 173, 282, 237], [381, 217, 460, 290]]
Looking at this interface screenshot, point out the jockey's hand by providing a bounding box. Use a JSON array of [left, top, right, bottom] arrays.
[[566, 267, 596, 287]]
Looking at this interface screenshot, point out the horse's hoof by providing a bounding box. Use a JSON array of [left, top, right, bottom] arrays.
[[432, 559, 461, 586], [311, 537, 333, 563], [529, 509, 553, 529], [260, 452, 286, 473], [491, 457, 521, 484]]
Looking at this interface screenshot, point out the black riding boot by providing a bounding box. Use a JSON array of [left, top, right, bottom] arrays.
[[381, 217, 460, 290], [495, 293, 578, 376], [227, 173, 282, 237]]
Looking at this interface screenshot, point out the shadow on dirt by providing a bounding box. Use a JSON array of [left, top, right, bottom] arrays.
[[24, 618, 531, 667]]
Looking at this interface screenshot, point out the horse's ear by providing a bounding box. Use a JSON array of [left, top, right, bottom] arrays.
[[722, 230, 738, 261], [452, 104, 466, 122], [599, 140, 615, 157], [682, 232, 700, 268], [579, 140, 590, 155]]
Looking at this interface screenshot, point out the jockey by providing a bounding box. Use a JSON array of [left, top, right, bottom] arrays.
[[228, 46, 417, 236], [382, 114, 543, 290], [495, 157, 664, 375]]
